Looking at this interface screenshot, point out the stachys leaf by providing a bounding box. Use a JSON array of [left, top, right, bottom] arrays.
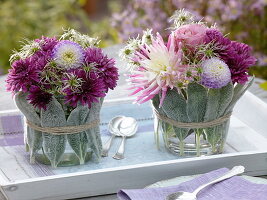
[[161, 89, 190, 141], [14, 92, 43, 163], [41, 97, 66, 168], [187, 83, 208, 122], [67, 105, 90, 164]]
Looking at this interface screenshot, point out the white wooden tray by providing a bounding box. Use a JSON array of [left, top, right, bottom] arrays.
[[0, 91, 267, 200]]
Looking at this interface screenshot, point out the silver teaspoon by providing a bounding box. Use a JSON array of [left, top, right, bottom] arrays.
[[113, 117, 138, 160], [166, 166, 245, 200], [101, 116, 125, 157]]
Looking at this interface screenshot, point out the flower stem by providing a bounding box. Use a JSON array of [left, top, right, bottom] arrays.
[[79, 145, 85, 165], [179, 141, 184, 156], [196, 129, 201, 156], [212, 144, 217, 154], [155, 119, 160, 149]]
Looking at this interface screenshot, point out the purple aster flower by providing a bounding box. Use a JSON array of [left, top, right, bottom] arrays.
[[27, 85, 52, 110], [52, 40, 85, 69], [63, 69, 106, 108], [201, 58, 231, 88], [6, 57, 40, 93], [84, 47, 119, 90]]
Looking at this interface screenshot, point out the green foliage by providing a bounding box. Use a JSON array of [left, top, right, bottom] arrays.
[[250, 66, 267, 80], [0, 0, 77, 72], [14, 92, 43, 163], [3, 0, 265, 79], [260, 81, 267, 90], [0, 0, 119, 74]]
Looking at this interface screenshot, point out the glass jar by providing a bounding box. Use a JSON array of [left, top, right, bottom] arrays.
[[32, 142, 94, 167], [15, 92, 103, 168], [154, 115, 230, 157]]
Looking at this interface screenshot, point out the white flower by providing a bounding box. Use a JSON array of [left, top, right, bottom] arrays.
[[142, 29, 154, 45], [60, 29, 99, 48], [9, 40, 40, 64], [169, 9, 195, 28], [119, 37, 142, 70]]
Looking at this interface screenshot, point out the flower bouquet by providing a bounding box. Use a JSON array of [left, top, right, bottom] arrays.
[[120, 10, 256, 157], [6, 29, 119, 167]]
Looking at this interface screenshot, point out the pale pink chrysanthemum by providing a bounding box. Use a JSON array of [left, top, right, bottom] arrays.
[[128, 33, 192, 106]]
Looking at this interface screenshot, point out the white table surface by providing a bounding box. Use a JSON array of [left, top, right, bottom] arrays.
[[0, 45, 267, 200]]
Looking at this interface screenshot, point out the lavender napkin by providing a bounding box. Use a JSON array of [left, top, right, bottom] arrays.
[[118, 168, 267, 200]]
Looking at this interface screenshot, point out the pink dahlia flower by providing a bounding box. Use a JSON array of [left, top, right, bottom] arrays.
[[174, 24, 207, 48], [129, 33, 191, 106]]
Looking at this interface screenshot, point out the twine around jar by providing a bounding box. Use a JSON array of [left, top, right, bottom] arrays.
[[153, 109, 232, 129], [26, 119, 100, 135]]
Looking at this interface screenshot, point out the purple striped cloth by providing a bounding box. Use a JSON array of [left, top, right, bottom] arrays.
[[118, 168, 267, 200], [0, 110, 24, 146]]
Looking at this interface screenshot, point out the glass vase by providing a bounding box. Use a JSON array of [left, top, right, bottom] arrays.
[[15, 92, 103, 168], [152, 78, 254, 157], [154, 115, 230, 157]]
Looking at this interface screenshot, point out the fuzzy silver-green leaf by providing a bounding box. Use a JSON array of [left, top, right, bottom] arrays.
[[41, 97, 67, 168]]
